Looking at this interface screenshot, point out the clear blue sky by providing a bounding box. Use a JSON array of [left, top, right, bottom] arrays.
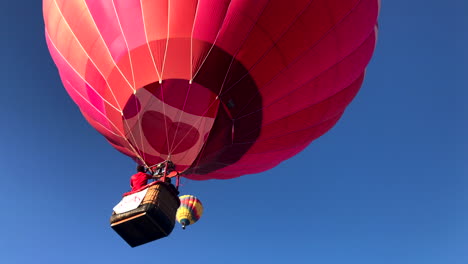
[[0, 1, 466, 263]]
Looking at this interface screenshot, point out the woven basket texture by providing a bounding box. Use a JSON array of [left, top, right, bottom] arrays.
[[110, 183, 180, 224]]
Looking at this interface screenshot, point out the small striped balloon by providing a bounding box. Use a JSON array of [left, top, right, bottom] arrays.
[[176, 195, 203, 229]]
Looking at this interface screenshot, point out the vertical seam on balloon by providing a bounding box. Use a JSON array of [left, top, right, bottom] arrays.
[[189, 0, 200, 82], [112, 0, 146, 160], [190, 0, 234, 81], [236, 30, 375, 123], [211, 0, 238, 97], [140, 0, 162, 81], [227, 0, 366, 118], [161, 0, 171, 79], [110, 0, 136, 89], [216, 0, 272, 99], [161, 0, 172, 157], [139, 0, 171, 162], [47, 8, 147, 165], [80, 0, 136, 94], [132, 0, 166, 163], [140, 0, 171, 158]]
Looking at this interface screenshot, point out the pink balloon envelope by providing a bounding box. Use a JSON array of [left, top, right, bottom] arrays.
[[43, 0, 380, 180]]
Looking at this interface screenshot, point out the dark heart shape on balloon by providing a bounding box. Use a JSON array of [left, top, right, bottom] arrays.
[[141, 111, 200, 155]]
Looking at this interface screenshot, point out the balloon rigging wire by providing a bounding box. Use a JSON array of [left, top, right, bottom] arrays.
[[64, 81, 122, 138], [46, 32, 121, 139], [190, 0, 237, 82], [64, 80, 147, 166], [136, 0, 170, 162], [46, 32, 120, 113], [158, 82, 172, 160], [112, 0, 147, 162], [130, 0, 172, 160], [174, 1, 235, 169], [168, 81, 194, 154], [52, 0, 147, 166], [159, 0, 173, 158], [196, 0, 272, 115], [95, 0, 148, 163]]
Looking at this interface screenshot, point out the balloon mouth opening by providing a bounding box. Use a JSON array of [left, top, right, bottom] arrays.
[[180, 219, 190, 229]]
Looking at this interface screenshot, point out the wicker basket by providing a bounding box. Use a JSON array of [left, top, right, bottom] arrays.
[[110, 182, 180, 247]]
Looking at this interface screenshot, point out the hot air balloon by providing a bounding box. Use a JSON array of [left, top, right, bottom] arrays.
[[43, 0, 379, 246], [177, 195, 204, 229]]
